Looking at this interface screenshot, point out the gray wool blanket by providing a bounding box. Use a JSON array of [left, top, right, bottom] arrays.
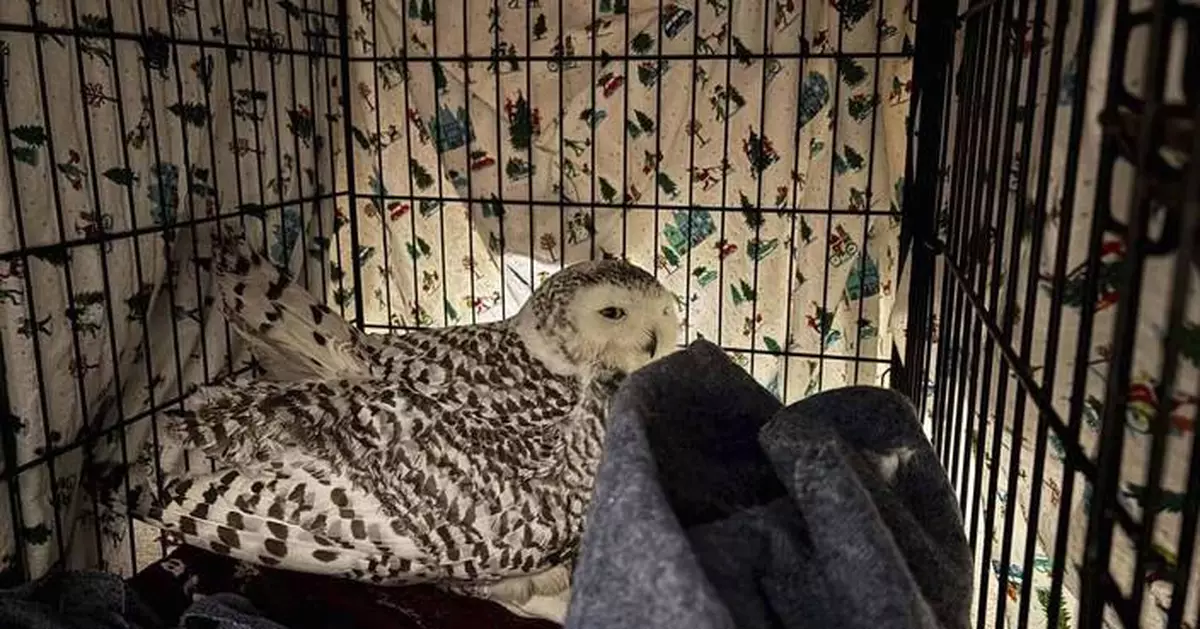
[[565, 340, 972, 629], [0, 570, 288, 629]]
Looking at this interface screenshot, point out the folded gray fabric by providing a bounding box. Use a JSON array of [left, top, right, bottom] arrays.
[[179, 593, 289, 629], [0, 570, 161, 629], [0, 570, 289, 629], [565, 340, 971, 629]]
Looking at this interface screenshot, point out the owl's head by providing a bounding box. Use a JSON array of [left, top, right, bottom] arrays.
[[514, 259, 680, 382]]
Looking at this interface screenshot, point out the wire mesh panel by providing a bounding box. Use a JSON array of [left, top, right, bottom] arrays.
[[900, 0, 1200, 628], [0, 0, 919, 593], [0, 0, 347, 583], [0, 0, 917, 594], [6, 0, 1198, 627], [333, 0, 915, 404]]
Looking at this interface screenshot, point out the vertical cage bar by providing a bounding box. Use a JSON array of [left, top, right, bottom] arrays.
[[191, 0, 238, 383], [1080, 0, 1174, 623], [337, 0, 364, 330], [1119, 3, 1194, 624], [135, 0, 198, 488], [779, 0, 811, 403], [66, 0, 129, 572], [319, 0, 349, 319], [1041, 0, 1100, 621], [107, 0, 168, 556], [850, 5, 888, 386], [899, 0, 954, 405], [618, 0, 631, 257], [713, 0, 734, 351], [815, 4, 845, 390], [682, 0, 702, 355], [465, 0, 481, 323], [745, 0, 770, 376], [430, 0, 453, 326], [1166, 104, 1200, 629], [369, 0, 397, 325], [490, 0, 508, 318], [1010, 0, 1078, 626], [0, 331, 28, 584]]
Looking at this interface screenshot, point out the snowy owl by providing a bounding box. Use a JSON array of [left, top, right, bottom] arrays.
[[134, 232, 679, 622]]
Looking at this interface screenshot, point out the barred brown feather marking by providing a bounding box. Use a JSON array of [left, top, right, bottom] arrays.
[[267, 521, 288, 539], [209, 229, 372, 380], [312, 549, 339, 562], [145, 256, 677, 593], [144, 464, 437, 579], [154, 340, 595, 582], [263, 539, 287, 557]]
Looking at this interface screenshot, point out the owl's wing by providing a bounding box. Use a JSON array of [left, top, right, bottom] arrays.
[[149, 334, 578, 583], [209, 229, 374, 380], [147, 378, 479, 582], [166, 379, 415, 468], [140, 456, 464, 583], [169, 329, 570, 474]]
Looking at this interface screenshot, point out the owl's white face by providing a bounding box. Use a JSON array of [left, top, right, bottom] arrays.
[[564, 282, 680, 377], [512, 259, 681, 380]]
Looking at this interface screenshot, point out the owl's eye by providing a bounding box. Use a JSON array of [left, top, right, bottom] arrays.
[[599, 307, 627, 320]]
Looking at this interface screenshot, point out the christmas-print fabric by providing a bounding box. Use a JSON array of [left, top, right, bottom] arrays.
[[333, 0, 914, 405], [3, 1, 1192, 629], [0, 0, 913, 591], [0, 0, 344, 583], [903, 0, 1200, 628]]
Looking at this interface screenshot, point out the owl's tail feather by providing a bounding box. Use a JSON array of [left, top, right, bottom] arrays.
[[128, 468, 394, 580], [120, 463, 439, 584], [210, 229, 373, 380]]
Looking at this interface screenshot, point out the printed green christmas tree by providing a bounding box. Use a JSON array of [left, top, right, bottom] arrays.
[[9, 125, 47, 166], [837, 58, 868, 87], [1179, 322, 1200, 367], [730, 279, 757, 305], [844, 145, 865, 170], [1058, 255, 1124, 308], [168, 102, 211, 127], [631, 32, 654, 54], [599, 177, 619, 203], [482, 194, 504, 218], [410, 159, 434, 190], [848, 94, 879, 121], [799, 216, 814, 243], [731, 36, 753, 65], [1123, 483, 1187, 514], [432, 62, 448, 93], [832, 0, 872, 28], [1036, 589, 1071, 629], [656, 172, 679, 198], [740, 191, 764, 228], [508, 92, 536, 150], [634, 110, 655, 133]]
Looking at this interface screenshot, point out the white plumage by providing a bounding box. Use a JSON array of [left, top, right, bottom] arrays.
[[130, 230, 679, 621]]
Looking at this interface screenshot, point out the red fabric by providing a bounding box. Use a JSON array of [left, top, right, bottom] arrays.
[[127, 546, 559, 629]]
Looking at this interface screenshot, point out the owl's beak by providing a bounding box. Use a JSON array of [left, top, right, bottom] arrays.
[[642, 330, 658, 357]]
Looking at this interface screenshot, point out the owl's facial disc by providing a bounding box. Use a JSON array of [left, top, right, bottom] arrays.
[[514, 260, 680, 380], [566, 283, 679, 377]]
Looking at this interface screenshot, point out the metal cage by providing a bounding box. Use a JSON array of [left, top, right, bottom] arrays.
[[902, 0, 1200, 628], [0, 0, 1195, 627]]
